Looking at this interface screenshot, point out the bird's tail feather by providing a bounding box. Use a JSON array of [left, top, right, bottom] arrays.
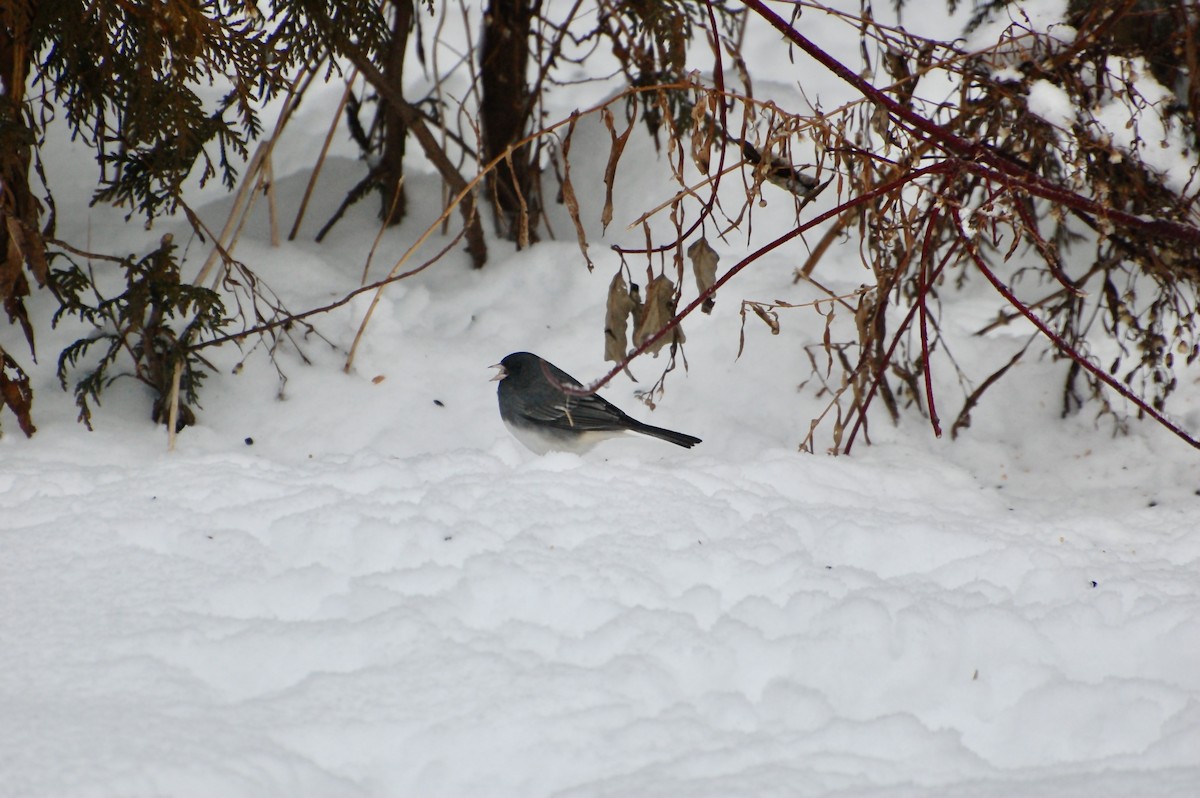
[[631, 421, 701, 449]]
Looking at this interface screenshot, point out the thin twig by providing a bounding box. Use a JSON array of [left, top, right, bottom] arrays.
[[195, 225, 467, 352], [950, 207, 1200, 450], [289, 69, 357, 241]]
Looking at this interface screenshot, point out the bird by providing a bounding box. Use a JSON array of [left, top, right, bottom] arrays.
[[739, 139, 828, 200], [491, 352, 701, 454]]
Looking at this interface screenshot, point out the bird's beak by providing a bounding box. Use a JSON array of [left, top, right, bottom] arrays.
[[489, 363, 506, 382]]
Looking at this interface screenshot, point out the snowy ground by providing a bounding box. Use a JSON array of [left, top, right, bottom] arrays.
[[3, 2, 1199, 796]]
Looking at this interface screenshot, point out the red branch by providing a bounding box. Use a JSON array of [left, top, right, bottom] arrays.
[[843, 236, 962, 454], [949, 207, 1200, 450], [632, 2, 1200, 452], [917, 206, 942, 438], [590, 162, 954, 392], [743, 0, 1200, 248]]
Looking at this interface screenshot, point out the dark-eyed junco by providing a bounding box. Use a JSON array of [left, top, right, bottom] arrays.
[[491, 352, 701, 454]]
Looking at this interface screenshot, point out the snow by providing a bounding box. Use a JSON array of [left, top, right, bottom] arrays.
[[3, 2, 1199, 796], [1091, 56, 1198, 193], [1025, 79, 1075, 131], [964, 0, 1074, 52], [7, 420, 1198, 796]]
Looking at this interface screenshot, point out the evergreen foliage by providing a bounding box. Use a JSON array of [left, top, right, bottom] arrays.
[[1, 0, 393, 432], [53, 235, 227, 430]]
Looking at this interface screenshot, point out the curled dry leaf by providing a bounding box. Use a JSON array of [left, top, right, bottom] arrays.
[[687, 237, 719, 314], [604, 271, 636, 363], [736, 300, 780, 359], [689, 91, 714, 174], [751, 303, 781, 335], [0, 347, 37, 438], [600, 106, 635, 234], [5, 216, 48, 286], [560, 115, 593, 271], [633, 274, 683, 356], [2, 218, 41, 357]]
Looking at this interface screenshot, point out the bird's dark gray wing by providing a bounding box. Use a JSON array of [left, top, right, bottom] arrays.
[[501, 359, 630, 432], [514, 390, 634, 432]]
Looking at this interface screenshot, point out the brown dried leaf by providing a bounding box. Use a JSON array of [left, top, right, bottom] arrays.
[[735, 300, 760, 360], [1, 229, 36, 357], [687, 237, 719, 314], [751, 303, 780, 335], [633, 274, 683, 356], [5, 216, 48, 286], [689, 94, 714, 174], [560, 116, 594, 271], [0, 347, 37, 438], [604, 271, 636, 363], [600, 106, 635, 234], [822, 316, 833, 375], [1, 221, 23, 300]]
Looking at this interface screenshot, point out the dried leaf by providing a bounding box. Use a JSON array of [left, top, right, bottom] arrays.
[[1, 221, 24, 301], [604, 271, 636, 363], [5, 216, 48, 286], [736, 299, 764, 360], [689, 94, 714, 174], [3, 217, 23, 276], [687, 237, 719, 314], [633, 274, 683, 356], [560, 116, 593, 270], [751, 303, 780, 335], [600, 106, 635, 234], [0, 347, 37, 438], [1, 229, 36, 357]]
